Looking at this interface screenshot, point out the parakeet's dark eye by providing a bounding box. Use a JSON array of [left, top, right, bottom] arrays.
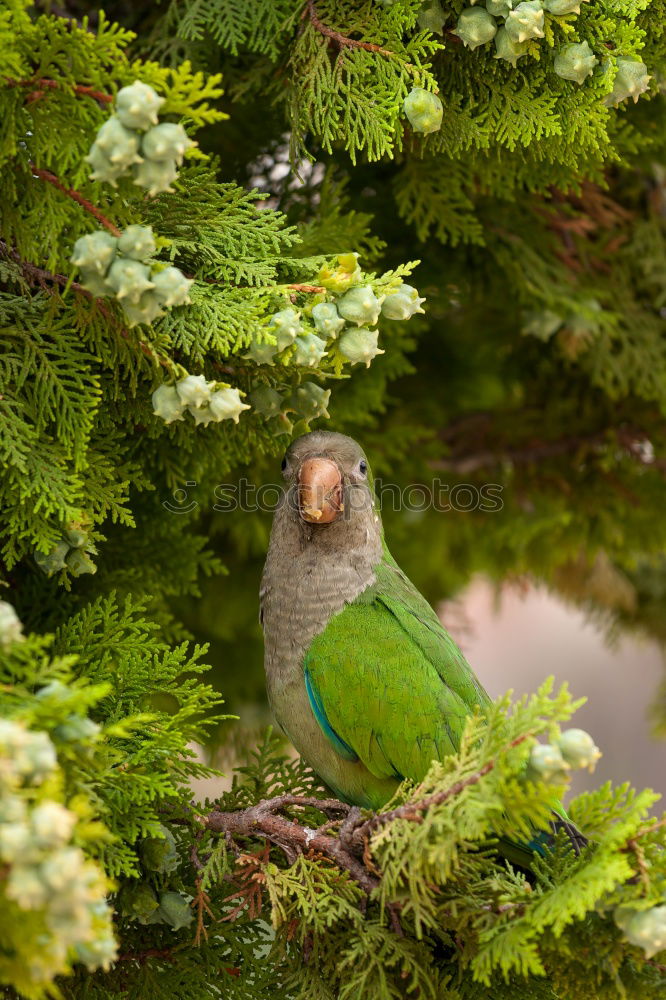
[[281, 457, 288, 471], [358, 460, 367, 476]]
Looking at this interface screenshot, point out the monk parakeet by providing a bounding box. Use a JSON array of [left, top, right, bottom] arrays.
[[261, 431, 583, 864]]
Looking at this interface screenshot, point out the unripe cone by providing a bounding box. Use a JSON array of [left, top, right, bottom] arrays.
[[554, 42, 598, 85], [292, 333, 327, 367], [249, 385, 283, 417], [122, 290, 166, 327], [339, 327, 384, 368], [494, 27, 528, 66], [545, 0, 585, 11], [93, 116, 142, 168], [456, 8, 497, 49], [487, 0, 515, 15], [67, 549, 97, 577], [0, 601, 23, 648], [189, 403, 216, 426], [115, 81, 164, 131], [403, 87, 443, 134], [176, 375, 212, 408], [318, 253, 362, 293], [133, 157, 178, 196], [337, 286, 384, 327], [154, 891, 193, 930], [526, 742, 570, 783], [604, 57, 651, 107], [505, 1, 544, 43], [71, 232, 117, 276], [618, 906, 666, 958], [381, 283, 426, 320], [117, 225, 156, 261], [312, 302, 345, 338], [142, 122, 194, 165], [417, 0, 446, 33], [290, 382, 331, 420], [208, 387, 251, 424], [34, 540, 70, 576], [267, 308, 302, 350], [151, 267, 193, 308], [85, 144, 125, 186], [557, 728, 601, 770], [243, 338, 280, 365], [106, 259, 154, 303]]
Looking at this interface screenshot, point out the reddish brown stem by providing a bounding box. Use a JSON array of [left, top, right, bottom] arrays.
[[305, 0, 413, 67], [5, 77, 113, 103], [30, 164, 121, 237], [288, 283, 326, 293], [0, 240, 168, 367], [350, 732, 531, 852]]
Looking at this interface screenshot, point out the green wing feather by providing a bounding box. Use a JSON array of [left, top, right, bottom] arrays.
[[303, 545, 491, 786]]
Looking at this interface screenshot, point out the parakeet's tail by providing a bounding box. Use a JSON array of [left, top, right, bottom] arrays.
[[549, 814, 588, 855], [499, 811, 588, 870]]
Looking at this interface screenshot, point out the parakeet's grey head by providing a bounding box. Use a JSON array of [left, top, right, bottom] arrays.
[[279, 430, 377, 537]]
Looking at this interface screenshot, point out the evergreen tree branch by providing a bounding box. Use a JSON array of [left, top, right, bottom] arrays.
[[193, 738, 531, 897], [349, 732, 532, 853], [304, 0, 416, 72], [5, 77, 113, 104], [29, 164, 121, 237], [0, 239, 169, 366], [200, 795, 379, 894]]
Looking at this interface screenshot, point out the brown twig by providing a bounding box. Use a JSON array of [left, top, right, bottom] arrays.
[[29, 164, 121, 236], [6, 76, 113, 104], [192, 738, 532, 894], [349, 733, 531, 854], [0, 240, 169, 367], [287, 283, 326, 294], [622, 816, 666, 888], [304, 0, 415, 70], [203, 796, 378, 894]]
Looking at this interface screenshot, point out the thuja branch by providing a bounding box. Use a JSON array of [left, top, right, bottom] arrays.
[[304, 0, 416, 72], [0, 240, 169, 367], [349, 733, 531, 852], [30, 164, 121, 237], [190, 739, 532, 896], [201, 794, 379, 894]]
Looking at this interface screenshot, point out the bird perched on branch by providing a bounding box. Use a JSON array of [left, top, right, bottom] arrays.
[[260, 430, 584, 865]]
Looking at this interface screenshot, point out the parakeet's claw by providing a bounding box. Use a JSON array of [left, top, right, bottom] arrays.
[[298, 457, 344, 524]]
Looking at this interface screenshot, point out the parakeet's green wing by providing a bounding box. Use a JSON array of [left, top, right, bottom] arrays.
[[303, 547, 491, 786]]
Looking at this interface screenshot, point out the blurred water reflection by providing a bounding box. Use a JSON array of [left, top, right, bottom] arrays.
[[446, 577, 666, 802]]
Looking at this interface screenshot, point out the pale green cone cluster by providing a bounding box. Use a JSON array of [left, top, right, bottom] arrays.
[[152, 375, 250, 428], [86, 81, 194, 196], [0, 718, 116, 981], [446, 0, 650, 104], [34, 518, 97, 578], [526, 727, 602, 783], [70, 225, 193, 327], [243, 255, 425, 375]]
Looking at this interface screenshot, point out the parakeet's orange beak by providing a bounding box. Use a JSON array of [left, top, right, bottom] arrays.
[[298, 458, 344, 524]]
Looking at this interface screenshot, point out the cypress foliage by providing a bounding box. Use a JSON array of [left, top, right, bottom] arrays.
[[2, 2, 666, 998]]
